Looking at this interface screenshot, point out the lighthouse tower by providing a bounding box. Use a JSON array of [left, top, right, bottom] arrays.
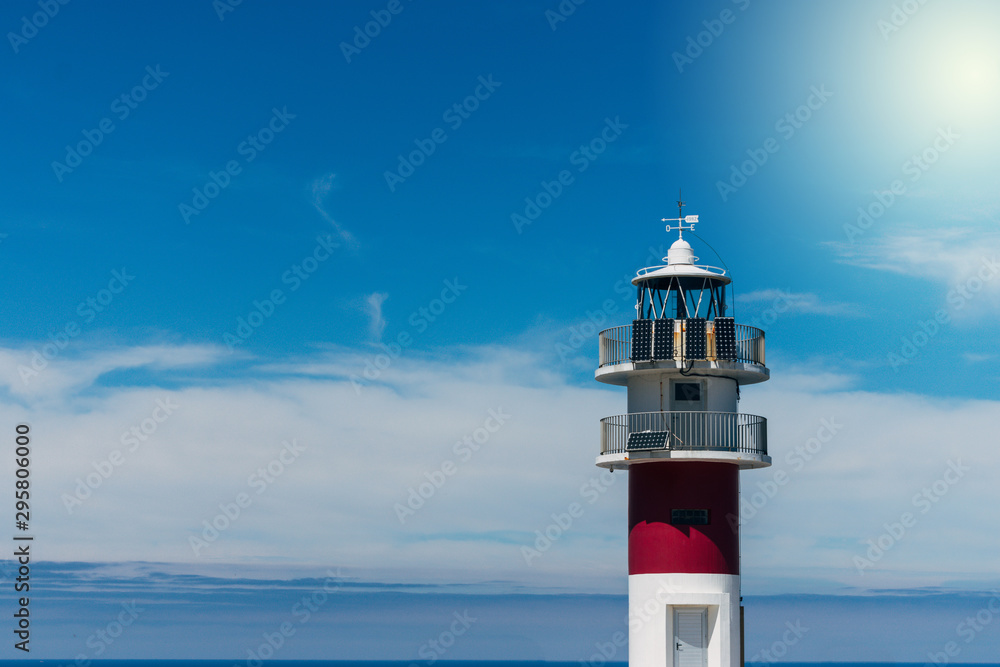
[[595, 201, 770, 667]]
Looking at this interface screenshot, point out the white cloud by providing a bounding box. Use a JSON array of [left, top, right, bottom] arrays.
[[738, 378, 1000, 592], [5, 341, 999, 595]]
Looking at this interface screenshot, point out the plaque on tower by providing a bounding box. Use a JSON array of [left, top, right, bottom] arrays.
[[631, 319, 653, 362], [652, 318, 674, 360], [670, 508, 709, 525], [714, 317, 737, 361], [684, 318, 707, 359]]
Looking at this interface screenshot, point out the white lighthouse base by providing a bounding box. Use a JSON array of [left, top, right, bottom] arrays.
[[628, 573, 741, 667]]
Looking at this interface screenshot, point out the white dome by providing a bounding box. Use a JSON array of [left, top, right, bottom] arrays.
[[667, 238, 695, 265]]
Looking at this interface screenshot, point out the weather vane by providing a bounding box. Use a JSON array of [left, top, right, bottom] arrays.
[[661, 188, 699, 239]]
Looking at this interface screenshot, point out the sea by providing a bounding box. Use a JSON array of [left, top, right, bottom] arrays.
[[13, 662, 1000, 667]]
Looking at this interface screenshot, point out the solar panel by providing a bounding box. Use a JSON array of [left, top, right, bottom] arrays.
[[652, 318, 674, 360], [630, 319, 652, 362], [626, 431, 669, 450], [684, 318, 707, 359], [714, 317, 737, 361]]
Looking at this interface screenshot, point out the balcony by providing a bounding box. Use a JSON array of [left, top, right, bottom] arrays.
[[598, 411, 768, 469], [598, 321, 765, 368]]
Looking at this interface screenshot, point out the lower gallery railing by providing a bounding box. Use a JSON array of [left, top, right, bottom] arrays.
[[600, 411, 767, 456]]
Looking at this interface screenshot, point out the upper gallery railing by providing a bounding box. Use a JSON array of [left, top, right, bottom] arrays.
[[598, 321, 764, 368]]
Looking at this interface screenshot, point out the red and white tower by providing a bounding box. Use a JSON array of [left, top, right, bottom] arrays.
[[596, 202, 770, 667]]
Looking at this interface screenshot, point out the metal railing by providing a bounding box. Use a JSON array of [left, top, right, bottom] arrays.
[[597, 321, 765, 367], [600, 411, 767, 456], [636, 263, 727, 278]]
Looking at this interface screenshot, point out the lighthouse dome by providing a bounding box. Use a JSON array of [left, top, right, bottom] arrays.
[[632, 236, 730, 286], [667, 238, 695, 265]]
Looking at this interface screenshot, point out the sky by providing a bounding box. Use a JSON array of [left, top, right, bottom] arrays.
[[1, 0, 1000, 662]]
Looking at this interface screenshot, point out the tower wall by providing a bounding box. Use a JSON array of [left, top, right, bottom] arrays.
[[629, 572, 741, 667], [626, 375, 738, 413], [628, 461, 739, 575]]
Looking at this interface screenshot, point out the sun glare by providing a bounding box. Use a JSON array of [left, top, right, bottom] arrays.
[[896, 26, 1000, 127]]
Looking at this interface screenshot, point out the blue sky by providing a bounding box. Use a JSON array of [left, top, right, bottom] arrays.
[[2, 0, 1000, 662]]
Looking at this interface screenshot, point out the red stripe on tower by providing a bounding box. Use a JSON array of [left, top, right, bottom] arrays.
[[628, 461, 739, 575]]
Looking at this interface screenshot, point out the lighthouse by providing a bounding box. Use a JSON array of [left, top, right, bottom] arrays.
[[595, 200, 770, 667]]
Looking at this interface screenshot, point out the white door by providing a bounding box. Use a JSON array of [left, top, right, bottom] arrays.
[[674, 608, 707, 667]]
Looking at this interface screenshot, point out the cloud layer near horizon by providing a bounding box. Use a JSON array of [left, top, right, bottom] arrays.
[[2, 340, 997, 596]]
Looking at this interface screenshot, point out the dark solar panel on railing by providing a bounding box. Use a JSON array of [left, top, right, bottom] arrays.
[[631, 319, 652, 362], [714, 317, 737, 361], [626, 431, 669, 451], [684, 318, 707, 359], [652, 318, 674, 360]]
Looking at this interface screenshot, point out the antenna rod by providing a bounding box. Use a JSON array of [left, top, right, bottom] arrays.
[[662, 190, 698, 239], [677, 189, 685, 239]]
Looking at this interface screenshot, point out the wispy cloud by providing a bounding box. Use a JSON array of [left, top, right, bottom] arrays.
[[736, 289, 856, 316], [0, 344, 227, 403], [365, 292, 389, 341], [826, 227, 1000, 283], [311, 173, 358, 249], [826, 227, 1000, 316]]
